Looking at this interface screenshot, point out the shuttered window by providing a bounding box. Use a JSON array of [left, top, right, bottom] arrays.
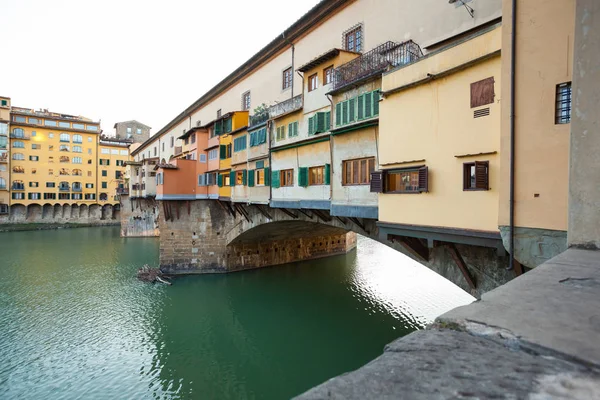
[[235, 170, 247, 186], [298, 167, 309, 187], [308, 112, 331, 135], [250, 127, 267, 147], [276, 125, 286, 141], [271, 169, 280, 188], [383, 166, 428, 193], [335, 91, 380, 127], [281, 169, 294, 187], [470, 77, 495, 108], [248, 169, 255, 187], [288, 121, 299, 137], [343, 157, 375, 185], [219, 145, 227, 159], [463, 161, 489, 191], [233, 135, 247, 152]]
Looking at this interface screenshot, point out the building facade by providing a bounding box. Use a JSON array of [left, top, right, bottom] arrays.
[[114, 120, 151, 144]]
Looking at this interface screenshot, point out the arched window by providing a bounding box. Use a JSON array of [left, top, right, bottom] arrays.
[[59, 181, 69, 190], [12, 128, 24, 138], [0, 177, 5, 189], [12, 153, 24, 160], [59, 168, 70, 175], [72, 169, 82, 176], [72, 157, 82, 164], [12, 166, 24, 173], [72, 182, 82, 191], [59, 145, 70, 152], [60, 133, 70, 142], [100, 193, 108, 201], [12, 180, 24, 190], [60, 156, 70, 163], [73, 134, 83, 143], [12, 141, 24, 148], [73, 146, 82, 153]]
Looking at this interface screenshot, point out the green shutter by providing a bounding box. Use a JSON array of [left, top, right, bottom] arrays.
[[316, 112, 326, 133], [295, 122, 299, 136], [242, 169, 247, 185], [218, 174, 223, 187], [220, 145, 226, 159], [248, 169, 255, 187], [276, 127, 281, 141], [224, 118, 232, 133], [373, 91, 380, 116], [260, 128, 266, 144], [342, 101, 348, 125], [256, 160, 264, 169], [325, 111, 331, 131], [271, 169, 280, 188], [298, 167, 308, 187], [358, 94, 364, 120], [349, 98, 356, 122], [365, 92, 373, 118], [308, 116, 314, 135], [335, 103, 342, 126], [324, 163, 331, 185], [230, 171, 236, 186], [215, 121, 222, 135], [264, 167, 271, 186]]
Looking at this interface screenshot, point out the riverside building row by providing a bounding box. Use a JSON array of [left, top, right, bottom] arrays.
[[127, 0, 576, 272], [0, 102, 143, 217]]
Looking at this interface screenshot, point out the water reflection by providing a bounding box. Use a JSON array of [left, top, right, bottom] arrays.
[[0, 228, 473, 400]]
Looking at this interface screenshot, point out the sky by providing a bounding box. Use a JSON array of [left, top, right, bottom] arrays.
[[0, 0, 321, 136]]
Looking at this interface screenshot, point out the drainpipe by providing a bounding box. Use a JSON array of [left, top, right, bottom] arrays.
[[282, 32, 295, 98], [327, 94, 335, 202], [268, 120, 273, 205], [507, 0, 517, 271]]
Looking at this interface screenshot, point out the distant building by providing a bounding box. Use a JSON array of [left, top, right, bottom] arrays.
[[114, 120, 151, 143], [0, 96, 10, 214]]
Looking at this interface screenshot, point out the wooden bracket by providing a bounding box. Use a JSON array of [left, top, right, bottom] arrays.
[[235, 203, 250, 223], [255, 204, 273, 220], [312, 209, 332, 223], [297, 208, 314, 219], [349, 217, 366, 232], [446, 243, 476, 291], [335, 216, 348, 226], [279, 208, 298, 219]]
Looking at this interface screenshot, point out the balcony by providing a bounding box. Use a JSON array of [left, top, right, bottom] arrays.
[[332, 40, 423, 92], [72, 187, 82, 192], [10, 133, 30, 140], [248, 111, 270, 128], [12, 185, 24, 191], [59, 186, 70, 192], [268, 95, 303, 120], [0, 184, 7, 190], [117, 187, 129, 195]]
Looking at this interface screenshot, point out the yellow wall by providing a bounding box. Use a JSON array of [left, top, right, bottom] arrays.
[[498, 0, 575, 231], [98, 143, 130, 204], [9, 124, 99, 205], [232, 111, 249, 130], [379, 26, 502, 232]]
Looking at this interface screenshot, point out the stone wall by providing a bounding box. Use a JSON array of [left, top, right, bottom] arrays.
[[120, 195, 160, 237], [0, 203, 120, 226]]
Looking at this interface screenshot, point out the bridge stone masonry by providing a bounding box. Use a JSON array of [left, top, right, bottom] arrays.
[[156, 199, 513, 297]]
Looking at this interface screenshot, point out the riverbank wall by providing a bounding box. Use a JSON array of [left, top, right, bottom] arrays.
[[296, 248, 600, 399], [119, 195, 160, 237], [0, 203, 121, 228]]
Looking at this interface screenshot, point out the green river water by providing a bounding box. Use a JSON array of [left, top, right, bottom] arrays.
[[0, 226, 473, 399]]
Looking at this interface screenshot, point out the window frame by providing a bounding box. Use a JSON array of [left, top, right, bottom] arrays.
[[383, 166, 429, 194], [242, 91, 251, 111], [308, 73, 318, 92], [342, 157, 376, 186], [463, 161, 490, 191], [282, 67, 293, 90], [344, 25, 363, 53], [323, 65, 334, 85], [280, 169, 294, 187], [308, 166, 325, 186], [555, 82, 572, 124]]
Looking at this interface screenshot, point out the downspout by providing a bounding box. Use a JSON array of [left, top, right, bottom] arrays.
[[507, 0, 517, 270], [327, 94, 334, 202]]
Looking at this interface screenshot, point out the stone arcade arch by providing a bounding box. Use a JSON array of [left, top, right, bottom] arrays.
[[42, 203, 53, 219], [26, 204, 43, 222]]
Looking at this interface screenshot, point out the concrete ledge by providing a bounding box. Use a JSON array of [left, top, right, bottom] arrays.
[[330, 204, 378, 219], [156, 194, 196, 200], [270, 199, 331, 210]]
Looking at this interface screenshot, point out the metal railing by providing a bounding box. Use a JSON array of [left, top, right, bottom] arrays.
[[10, 133, 30, 140], [72, 187, 82, 192], [59, 186, 70, 191], [12, 185, 25, 190], [249, 111, 270, 128], [332, 40, 423, 92], [116, 187, 129, 195], [268, 95, 303, 119]]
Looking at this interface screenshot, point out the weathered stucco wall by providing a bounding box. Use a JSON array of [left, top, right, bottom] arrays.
[[120, 195, 160, 237]]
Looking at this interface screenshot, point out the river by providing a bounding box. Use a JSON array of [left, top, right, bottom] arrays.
[[0, 226, 473, 399]]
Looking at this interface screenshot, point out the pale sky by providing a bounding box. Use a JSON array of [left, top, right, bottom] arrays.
[[1, 0, 321, 136]]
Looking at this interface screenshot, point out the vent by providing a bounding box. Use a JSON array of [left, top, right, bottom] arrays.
[[474, 108, 490, 118]]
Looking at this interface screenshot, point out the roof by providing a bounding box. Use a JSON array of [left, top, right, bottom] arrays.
[[131, 0, 351, 155], [114, 120, 152, 129], [154, 163, 178, 170], [297, 48, 344, 72]]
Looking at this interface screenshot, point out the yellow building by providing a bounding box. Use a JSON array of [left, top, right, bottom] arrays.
[[0, 96, 10, 215], [216, 111, 248, 200], [9, 107, 101, 205], [377, 24, 505, 254], [98, 137, 131, 205]]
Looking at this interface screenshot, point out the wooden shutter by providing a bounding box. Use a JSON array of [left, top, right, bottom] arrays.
[[248, 170, 255, 187], [264, 167, 270, 186], [372, 91, 380, 116], [218, 174, 223, 187], [470, 77, 495, 108], [230, 171, 236, 186], [475, 161, 489, 190], [418, 166, 429, 192], [271, 169, 280, 188], [219, 145, 226, 159], [365, 93, 373, 118], [324, 163, 331, 185], [370, 171, 383, 193], [298, 167, 308, 187], [349, 98, 356, 122], [335, 103, 342, 126], [358, 94, 364, 120]]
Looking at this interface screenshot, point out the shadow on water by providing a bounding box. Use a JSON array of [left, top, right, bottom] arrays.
[[0, 227, 473, 400]]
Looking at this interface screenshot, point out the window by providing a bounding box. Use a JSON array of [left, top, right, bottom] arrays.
[[120, 150, 128, 156], [60, 145, 70, 152], [153, 147, 157, 156], [309, 166, 325, 186], [101, 148, 110, 154], [335, 91, 380, 127], [126, 127, 132, 134], [12, 193, 24, 200], [86, 183, 94, 189], [0, 122, 7, 135], [29, 182, 39, 188], [555, 82, 572, 124], [73, 146, 82, 153], [137, 128, 142, 134], [116, 160, 124, 166], [288, 121, 299, 137], [12, 128, 25, 138], [102, 182, 107, 189], [170, 136, 174, 148], [308, 74, 318, 92], [234, 135, 247, 152], [32, 131, 37, 137], [324, 66, 334, 85], [86, 125, 98, 131], [308, 111, 331, 135], [276, 125, 286, 141], [29, 118, 39, 124], [13, 141, 24, 148], [283, 67, 293, 90], [73, 134, 83, 143], [88, 137, 92, 142], [72, 193, 82, 200], [29, 156, 39, 161], [60, 156, 70, 163], [111, 149, 119, 155], [59, 193, 70, 200], [463, 161, 489, 191], [73, 169, 82, 176], [59, 168, 70, 175], [249, 128, 267, 147], [85, 193, 96, 200], [199, 154, 207, 163], [28, 193, 41, 200], [73, 123, 84, 130], [32, 144, 41, 150], [219, 144, 232, 159], [343, 157, 376, 185], [58, 121, 70, 128], [235, 170, 245, 185], [12, 153, 24, 160], [209, 148, 218, 160], [87, 159, 92, 164], [0, 204, 7, 214], [0, 136, 6, 149], [44, 193, 56, 200], [72, 182, 82, 191], [12, 180, 25, 190], [242, 91, 251, 110], [470, 77, 495, 108], [115, 171, 122, 179], [13, 116, 26, 123], [47, 181, 57, 187], [99, 159, 110, 166], [102, 170, 107, 177], [217, 109, 222, 119], [12, 166, 24, 173], [380, 167, 428, 193], [60, 133, 70, 142], [87, 171, 92, 177], [344, 25, 362, 52], [281, 169, 294, 187]]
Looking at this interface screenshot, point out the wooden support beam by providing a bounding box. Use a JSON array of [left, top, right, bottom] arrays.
[[279, 208, 298, 219], [217, 200, 236, 218], [349, 217, 366, 232], [297, 208, 314, 219], [254, 204, 273, 220], [187, 200, 190, 216], [446, 243, 477, 291], [335, 216, 348, 226], [513, 259, 524, 277], [235, 204, 250, 223], [312, 209, 332, 222], [175, 202, 180, 220]]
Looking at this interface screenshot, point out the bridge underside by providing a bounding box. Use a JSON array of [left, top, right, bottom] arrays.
[[156, 199, 515, 297]]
